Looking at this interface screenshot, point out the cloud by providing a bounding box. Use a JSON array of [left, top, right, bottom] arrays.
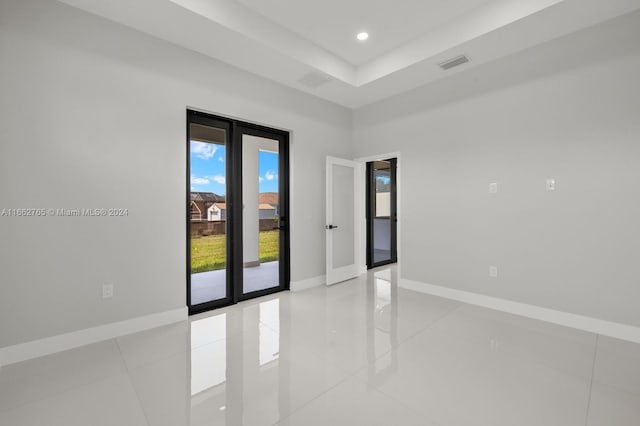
[[191, 141, 217, 160], [265, 170, 278, 181], [212, 175, 226, 184], [259, 176, 264, 182], [190, 175, 210, 185], [218, 156, 225, 162]]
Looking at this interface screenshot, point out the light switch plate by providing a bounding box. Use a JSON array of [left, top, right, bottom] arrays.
[[546, 178, 556, 191], [489, 183, 498, 194]]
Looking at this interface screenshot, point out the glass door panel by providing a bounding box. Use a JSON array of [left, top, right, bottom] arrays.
[[367, 159, 397, 268], [373, 161, 391, 264], [241, 134, 280, 295], [188, 120, 230, 308]]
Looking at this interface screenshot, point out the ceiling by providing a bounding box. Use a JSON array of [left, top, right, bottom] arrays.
[[236, 0, 494, 66], [58, 0, 640, 108]]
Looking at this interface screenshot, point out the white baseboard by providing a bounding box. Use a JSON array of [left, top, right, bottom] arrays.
[[400, 279, 640, 344], [0, 307, 187, 367], [290, 275, 326, 292]]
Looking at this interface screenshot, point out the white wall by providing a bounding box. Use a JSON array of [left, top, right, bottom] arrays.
[[353, 11, 640, 327], [0, 0, 351, 348]]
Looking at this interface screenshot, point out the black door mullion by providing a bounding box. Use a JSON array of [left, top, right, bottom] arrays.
[[390, 158, 398, 264], [230, 121, 244, 303]]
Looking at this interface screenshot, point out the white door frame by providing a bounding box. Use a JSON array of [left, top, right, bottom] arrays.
[[354, 151, 402, 277]]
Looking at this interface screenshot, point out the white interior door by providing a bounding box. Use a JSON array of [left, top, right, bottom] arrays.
[[326, 156, 363, 285]]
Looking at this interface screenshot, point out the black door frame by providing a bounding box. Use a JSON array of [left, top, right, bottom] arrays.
[[186, 110, 290, 315], [366, 158, 397, 269]]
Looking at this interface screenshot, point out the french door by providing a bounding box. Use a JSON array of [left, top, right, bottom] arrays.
[[187, 110, 289, 315]]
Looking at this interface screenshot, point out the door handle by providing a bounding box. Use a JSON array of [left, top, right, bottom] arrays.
[[325, 224, 339, 230]]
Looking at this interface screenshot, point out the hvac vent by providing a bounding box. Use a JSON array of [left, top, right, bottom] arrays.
[[439, 55, 470, 71], [298, 72, 332, 89]]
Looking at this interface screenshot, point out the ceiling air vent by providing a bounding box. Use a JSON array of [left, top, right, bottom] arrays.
[[439, 55, 470, 71], [298, 72, 332, 89]]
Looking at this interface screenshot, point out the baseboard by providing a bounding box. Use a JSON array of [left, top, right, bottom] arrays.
[[290, 275, 326, 292], [400, 279, 640, 344], [0, 307, 187, 367]]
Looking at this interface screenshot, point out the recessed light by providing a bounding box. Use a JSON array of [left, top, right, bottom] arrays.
[[356, 32, 369, 41]]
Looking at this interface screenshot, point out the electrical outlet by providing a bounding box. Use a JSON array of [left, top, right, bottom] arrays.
[[102, 284, 114, 299], [546, 178, 556, 191], [489, 182, 498, 194], [489, 266, 498, 278]]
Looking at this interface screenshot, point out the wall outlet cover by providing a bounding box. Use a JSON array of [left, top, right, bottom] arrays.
[[489, 266, 498, 278], [102, 284, 114, 299]]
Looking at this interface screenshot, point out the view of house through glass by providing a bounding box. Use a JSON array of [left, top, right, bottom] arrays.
[[189, 123, 228, 305], [189, 127, 282, 305]]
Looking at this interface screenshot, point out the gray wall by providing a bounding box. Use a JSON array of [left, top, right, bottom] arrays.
[[353, 11, 640, 327], [0, 0, 351, 348]]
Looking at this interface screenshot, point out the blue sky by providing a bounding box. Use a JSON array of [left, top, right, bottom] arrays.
[[190, 141, 279, 195]]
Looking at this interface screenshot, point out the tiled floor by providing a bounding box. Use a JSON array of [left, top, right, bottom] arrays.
[[1, 266, 639, 425]]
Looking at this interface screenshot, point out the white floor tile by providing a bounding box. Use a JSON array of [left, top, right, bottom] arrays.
[[117, 321, 190, 370], [592, 336, 640, 394], [276, 376, 435, 426], [128, 350, 190, 426], [424, 304, 597, 379], [587, 383, 640, 426], [358, 304, 596, 426], [0, 374, 148, 426], [0, 340, 126, 412], [587, 335, 640, 426]]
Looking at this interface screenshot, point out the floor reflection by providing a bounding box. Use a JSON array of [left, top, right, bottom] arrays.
[[190, 315, 227, 395], [189, 297, 288, 426], [259, 299, 280, 366], [366, 268, 399, 385], [186, 268, 403, 425]]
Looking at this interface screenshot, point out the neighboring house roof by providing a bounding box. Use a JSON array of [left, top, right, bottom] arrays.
[[191, 192, 224, 203], [211, 203, 274, 211], [258, 192, 278, 205]]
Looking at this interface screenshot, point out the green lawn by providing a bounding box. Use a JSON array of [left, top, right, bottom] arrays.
[[191, 230, 279, 273]]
